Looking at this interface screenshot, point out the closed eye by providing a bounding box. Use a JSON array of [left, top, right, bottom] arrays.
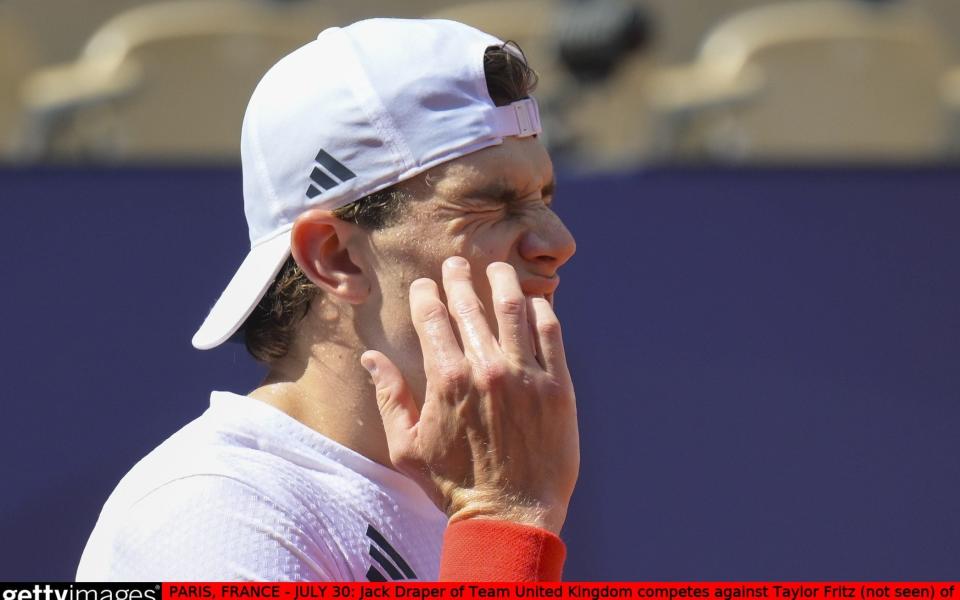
[[467, 178, 556, 207]]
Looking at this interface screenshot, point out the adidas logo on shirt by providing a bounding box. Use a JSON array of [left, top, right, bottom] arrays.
[[305, 149, 357, 199], [365, 525, 418, 582]]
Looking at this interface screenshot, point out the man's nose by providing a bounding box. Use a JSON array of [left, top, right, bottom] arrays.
[[518, 210, 577, 273]]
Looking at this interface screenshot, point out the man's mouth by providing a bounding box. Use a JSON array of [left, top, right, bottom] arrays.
[[520, 276, 560, 298]]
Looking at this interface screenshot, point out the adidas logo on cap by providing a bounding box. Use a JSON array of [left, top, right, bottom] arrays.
[[306, 149, 357, 199]]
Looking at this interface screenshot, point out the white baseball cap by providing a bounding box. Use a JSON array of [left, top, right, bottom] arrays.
[[192, 18, 543, 350]]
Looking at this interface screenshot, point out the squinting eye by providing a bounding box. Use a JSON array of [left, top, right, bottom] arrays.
[[462, 197, 506, 212]]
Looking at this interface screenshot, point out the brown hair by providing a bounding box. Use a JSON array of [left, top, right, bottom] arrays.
[[244, 42, 538, 363]]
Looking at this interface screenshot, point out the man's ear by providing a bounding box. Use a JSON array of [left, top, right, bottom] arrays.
[[290, 208, 370, 304]]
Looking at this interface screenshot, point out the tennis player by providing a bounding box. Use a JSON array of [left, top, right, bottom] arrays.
[[78, 18, 578, 581]]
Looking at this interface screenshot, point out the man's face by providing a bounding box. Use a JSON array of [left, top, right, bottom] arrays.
[[355, 136, 576, 401]]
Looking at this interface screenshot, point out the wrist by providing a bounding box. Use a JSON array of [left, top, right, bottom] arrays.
[[448, 500, 567, 535]]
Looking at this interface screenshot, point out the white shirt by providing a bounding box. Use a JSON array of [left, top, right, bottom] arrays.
[[77, 392, 447, 581]]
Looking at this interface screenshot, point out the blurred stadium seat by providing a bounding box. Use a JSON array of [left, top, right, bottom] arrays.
[[426, 1, 553, 51], [426, 0, 557, 94], [937, 65, 960, 156], [428, 0, 661, 170], [8, 0, 960, 167], [0, 10, 39, 159], [646, 0, 954, 162], [16, 0, 337, 161]]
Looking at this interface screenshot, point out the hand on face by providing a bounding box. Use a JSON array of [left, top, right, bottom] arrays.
[[360, 256, 579, 535]]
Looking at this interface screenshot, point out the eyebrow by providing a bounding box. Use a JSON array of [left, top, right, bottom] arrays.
[[468, 177, 557, 203]]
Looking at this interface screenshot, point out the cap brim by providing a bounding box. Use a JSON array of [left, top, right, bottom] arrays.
[[191, 231, 291, 350]]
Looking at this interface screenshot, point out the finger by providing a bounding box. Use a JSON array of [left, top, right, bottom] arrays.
[[487, 262, 534, 361], [441, 256, 499, 363], [361, 350, 420, 463], [528, 295, 569, 375], [409, 277, 464, 374]]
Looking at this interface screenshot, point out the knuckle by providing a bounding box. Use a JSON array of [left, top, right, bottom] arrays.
[[495, 294, 525, 316], [417, 299, 449, 323], [452, 298, 484, 317], [437, 362, 469, 386], [537, 316, 562, 337], [475, 360, 507, 387], [374, 385, 393, 406], [540, 378, 567, 400]]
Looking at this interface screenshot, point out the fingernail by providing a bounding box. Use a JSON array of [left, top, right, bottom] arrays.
[[446, 256, 468, 268], [360, 356, 379, 383], [411, 278, 433, 291]]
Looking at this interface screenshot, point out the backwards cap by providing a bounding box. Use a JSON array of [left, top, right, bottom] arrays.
[[192, 18, 542, 350]]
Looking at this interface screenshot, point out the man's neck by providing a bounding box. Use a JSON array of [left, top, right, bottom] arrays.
[[248, 344, 392, 469]]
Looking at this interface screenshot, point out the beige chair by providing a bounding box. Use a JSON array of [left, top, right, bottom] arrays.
[[18, 0, 338, 161], [426, 0, 554, 49], [428, 0, 664, 171], [936, 66, 960, 156], [646, 0, 954, 162], [426, 0, 559, 96], [0, 11, 40, 159]]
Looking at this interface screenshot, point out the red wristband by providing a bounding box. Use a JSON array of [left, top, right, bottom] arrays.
[[438, 519, 567, 581]]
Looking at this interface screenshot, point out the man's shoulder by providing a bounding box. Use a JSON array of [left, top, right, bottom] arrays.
[[78, 393, 448, 581], [78, 404, 348, 580], [103, 402, 337, 515], [77, 468, 347, 581]]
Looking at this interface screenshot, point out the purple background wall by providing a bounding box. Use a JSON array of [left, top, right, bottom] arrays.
[[1, 167, 958, 580]]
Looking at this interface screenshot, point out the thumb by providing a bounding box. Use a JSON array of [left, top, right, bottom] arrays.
[[361, 350, 420, 457]]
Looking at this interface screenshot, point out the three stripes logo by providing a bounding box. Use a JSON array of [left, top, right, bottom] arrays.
[[305, 149, 357, 199], [365, 524, 418, 582]]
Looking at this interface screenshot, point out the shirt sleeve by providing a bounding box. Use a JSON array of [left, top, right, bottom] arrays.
[[438, 520, 566, 581], [78, 474, 342, 581]]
